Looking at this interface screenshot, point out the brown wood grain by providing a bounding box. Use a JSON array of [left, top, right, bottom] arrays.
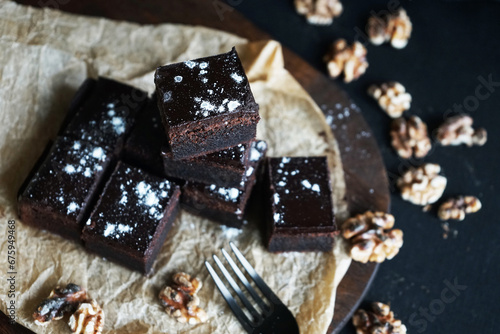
[[4, 1, 390, 333]]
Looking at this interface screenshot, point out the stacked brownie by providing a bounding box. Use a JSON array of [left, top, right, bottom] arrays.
[[18, 48, 340, 279], [153, 48, 266, 228]]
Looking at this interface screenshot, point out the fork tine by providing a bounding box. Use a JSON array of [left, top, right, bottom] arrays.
[[221, 248, 271, 313], [213, 255, 263, 324], [205, 261, 253, 333], [229, 242, 281, 303]]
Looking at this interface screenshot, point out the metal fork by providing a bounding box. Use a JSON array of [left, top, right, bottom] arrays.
[[205, 242, 300, 334]]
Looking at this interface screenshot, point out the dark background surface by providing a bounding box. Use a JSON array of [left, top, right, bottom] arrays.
[[232, 0, 500, 333]]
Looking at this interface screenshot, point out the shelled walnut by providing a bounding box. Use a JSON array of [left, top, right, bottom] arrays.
[[159, 272, 208, 324], [438, 196, 482, 221], [324, 39, 368, 83], [294, 0, 343, 25], [342, 211, 403, 263], [353, 302, 407, 334], [68, 300, 105, 334], [397, 163, 447, 205], [366, 8, 412, 49], [368, 82, 411, 118], [436, 114, 487, 146], [390, 116, 431, 158], [33, 283, 88, 326]]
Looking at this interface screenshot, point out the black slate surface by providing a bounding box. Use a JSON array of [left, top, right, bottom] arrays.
[[235, 0, 500, 333]]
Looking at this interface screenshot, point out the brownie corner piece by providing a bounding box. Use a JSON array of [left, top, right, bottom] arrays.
[[81, 161, 181, 274], [154, 48, 260, 158], [17, 136, 113, 241], [265, 156, 337, 252]]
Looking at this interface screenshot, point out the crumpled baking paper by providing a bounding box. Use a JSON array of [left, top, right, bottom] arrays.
[[0, 2, 351, 333]]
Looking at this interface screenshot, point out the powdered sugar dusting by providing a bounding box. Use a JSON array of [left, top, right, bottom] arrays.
[[185, 60, 197, 68], [163, 91, 172, 102], [231, 73, 243, 83], [64, 165, 76, 174], [227, 101, 240, 112], [67, 202, 79, 214], [92, 147, 105, 160]]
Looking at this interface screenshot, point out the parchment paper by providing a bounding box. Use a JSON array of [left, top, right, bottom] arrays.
[[0, 2, 352, 333]]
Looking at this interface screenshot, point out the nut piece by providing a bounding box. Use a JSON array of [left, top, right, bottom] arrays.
[[324, 39, 369, 83], [397, 163, 447, 205], [68, 300, 105, 334], [294, 0, 343, 25], [159, 272, 208, 325], [368, 82, 411, 118], [390, 116, 431, 159], [353, 302, 407, 334], [342, 211, 403, 263], [366, 8, 412, 49], [436, 114, 487, 146], [438, 196, 482, 221], [33, 283, 88, 326]]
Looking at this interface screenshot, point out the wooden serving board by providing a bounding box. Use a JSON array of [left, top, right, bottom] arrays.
[[3, 1, 390, 333]]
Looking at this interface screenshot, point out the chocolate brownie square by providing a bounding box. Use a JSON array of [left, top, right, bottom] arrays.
[[264, 157, 338, 252], [154, 47, 260, 159], [81, 162, 181, 274], [17, 136, 112, 241], [123, 97, 166, 176], [162, 140, 268, 188], [181, 140, 267, 228], [62, 77, 148, 156]]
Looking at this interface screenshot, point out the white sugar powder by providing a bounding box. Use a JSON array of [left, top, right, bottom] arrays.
[[302, 180, 312, 189], [185, 60, 197, 68], [92, 147, 105, 160], [163, 91, 172, 102], [103, 223, 115, 237], [227, 101, 241, 112], [67, 202, 79, 214], [249, 147, 261, 161], [145, 192, 159, 207], [274, 193, 280, 205], [64, 165, 76, 174], [231, 73, 243, 83], [111, 117, 125, 134], [136, 181, 149, 196], [200, 101, 215, 111]]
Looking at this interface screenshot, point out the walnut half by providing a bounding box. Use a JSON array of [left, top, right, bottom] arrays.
[[438, 196, 482, 221], [390, 115, 431, 159], [366, 8, 412, 49], [436, 114, 487, 147], [342, 211, 403, 263], [159, 272, 208, 325], [324, 39, 369, 83], [368, 82, 411, 118], [68, 299, 105, 334], [353, 302, 407, 334], [294, 0, 343, 25], [33, 283, 88, 326], [397, 163, 447, 205]]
